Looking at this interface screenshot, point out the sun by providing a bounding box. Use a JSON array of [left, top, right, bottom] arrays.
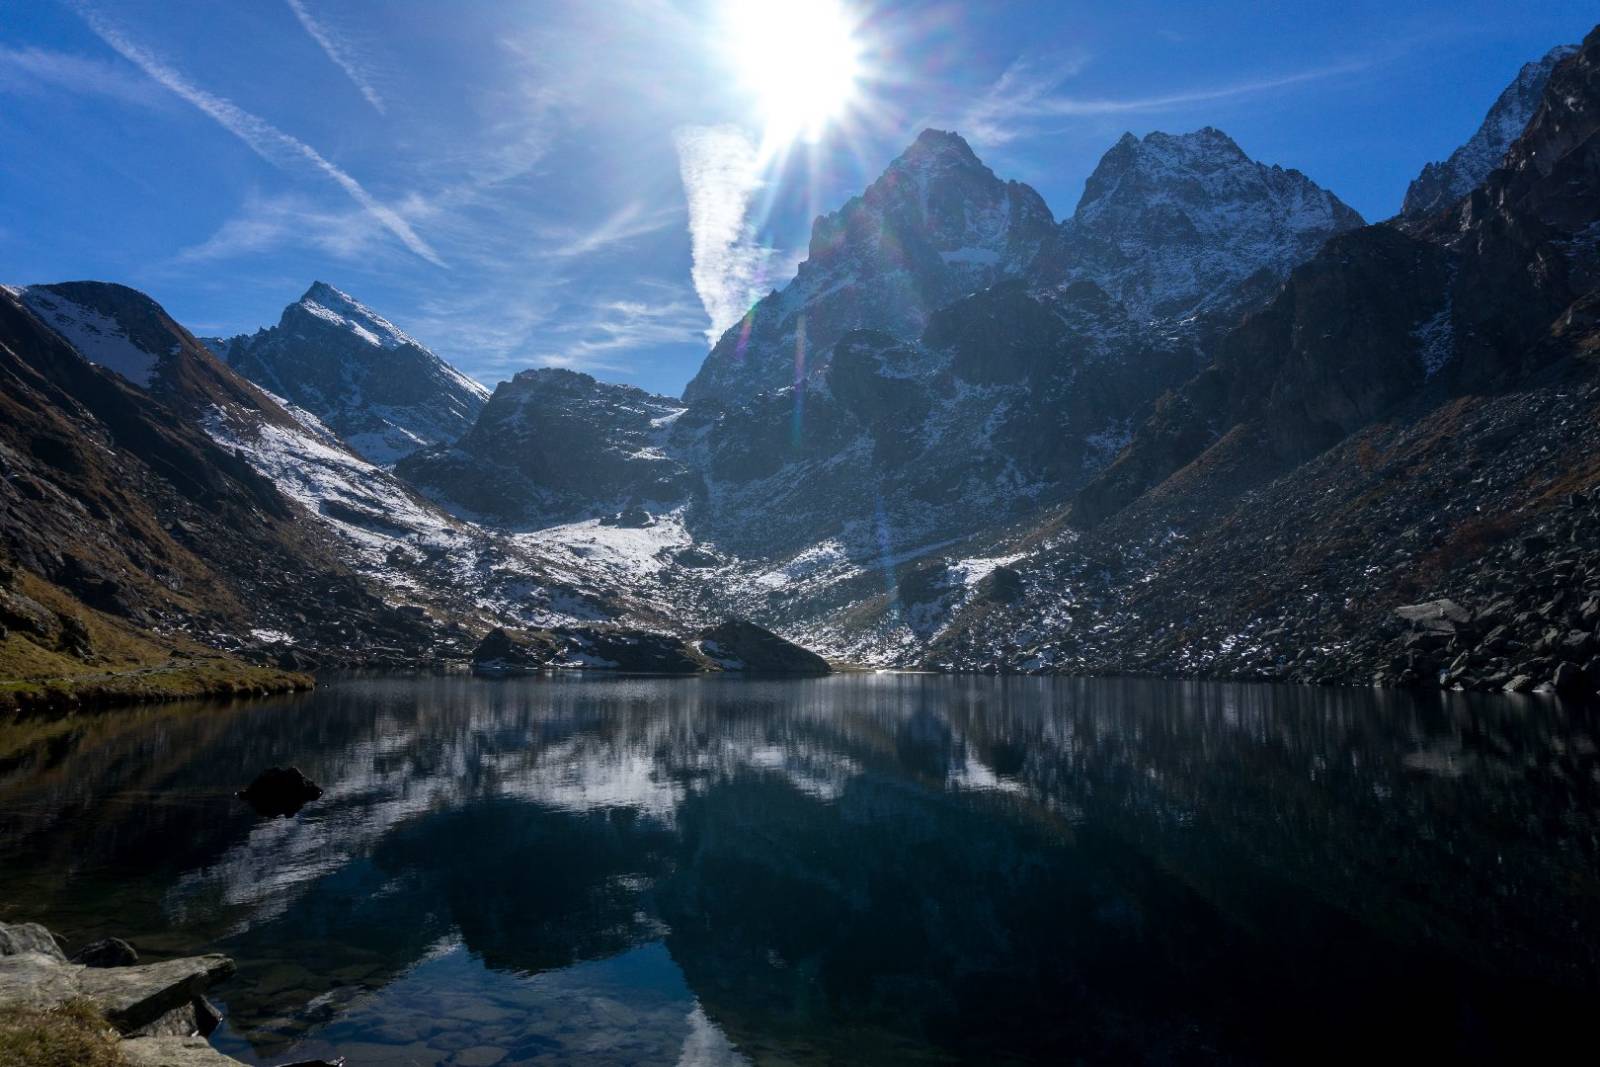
[[721, 0, 864, 147]]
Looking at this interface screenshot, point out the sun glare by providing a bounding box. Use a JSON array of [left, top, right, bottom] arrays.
[[722, 0, 864, 147]]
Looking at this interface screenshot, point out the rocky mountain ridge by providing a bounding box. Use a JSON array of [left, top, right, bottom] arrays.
[[212, 282, 489, 465], [1402, 43, 1579, 220], [1048, 126, 1364, 322]]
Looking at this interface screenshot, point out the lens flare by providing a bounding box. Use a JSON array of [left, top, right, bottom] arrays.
[[721, 0, 863, 147]]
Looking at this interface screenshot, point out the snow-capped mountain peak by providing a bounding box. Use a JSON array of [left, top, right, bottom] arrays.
[[13, 283, 163, 386], [295, 280, 417, 351], [1052, 126, 1364, 321], [216, 283, 489, 465], [1402, 44, 1579, 219]]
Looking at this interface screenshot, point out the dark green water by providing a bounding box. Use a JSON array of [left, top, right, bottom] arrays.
[[1, 674, 1597, 1064]]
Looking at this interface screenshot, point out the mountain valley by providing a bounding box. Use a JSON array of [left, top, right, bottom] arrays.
[[4, 26, 1599, 703]]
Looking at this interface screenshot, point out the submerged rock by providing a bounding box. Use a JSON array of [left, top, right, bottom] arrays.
[[698, 619, 832, 675], [237, 766, 323, 818]]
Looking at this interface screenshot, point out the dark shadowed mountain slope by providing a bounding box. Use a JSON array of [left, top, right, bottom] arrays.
[[397, 368, 696, 526], [926, 28, 1600, 691], [0, 286, 402, 701], [215, 282, 489, 464]]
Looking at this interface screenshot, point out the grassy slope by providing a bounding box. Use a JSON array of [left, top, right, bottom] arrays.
[[0, 572, 309, 718]]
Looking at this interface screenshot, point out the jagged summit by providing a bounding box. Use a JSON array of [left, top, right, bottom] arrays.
[[896, 127, 986, 168], [294, 280, 418, 351], [217, 283, 488, 464], [1402, 43, 1579, 220], [1053, 126, 1364, 321], [685, 129, 1055, 404]]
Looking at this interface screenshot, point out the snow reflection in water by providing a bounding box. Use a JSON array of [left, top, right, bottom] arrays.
[[0, 674, 1596, 1064]]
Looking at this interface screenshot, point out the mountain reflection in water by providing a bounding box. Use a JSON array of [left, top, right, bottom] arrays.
[[1, 674, 1596, 1064]]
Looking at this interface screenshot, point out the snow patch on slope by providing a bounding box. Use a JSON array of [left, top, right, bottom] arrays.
[[18, 286, 161, 386]]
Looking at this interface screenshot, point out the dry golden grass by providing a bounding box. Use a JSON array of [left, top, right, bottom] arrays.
[[0, 1000, 126, 1067]]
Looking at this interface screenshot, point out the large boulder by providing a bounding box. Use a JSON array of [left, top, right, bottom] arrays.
[[121, 1034, 246, 1066], [1394, 599, 1475, 635], [1553, 660, 1593, 700], [70, 937, 138, 968], [698, 619, 832, 675], [0, 921, 66, 962], [236, 767, 322, 818]]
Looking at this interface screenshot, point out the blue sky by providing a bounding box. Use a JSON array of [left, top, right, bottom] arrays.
[[1, 1, 1594, 397]]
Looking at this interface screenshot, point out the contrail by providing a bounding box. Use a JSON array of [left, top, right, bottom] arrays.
[[76, 4, 441, 267], [284, 0, 386, 115]]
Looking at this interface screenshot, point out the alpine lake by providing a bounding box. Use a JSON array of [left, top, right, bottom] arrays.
[[1, 673, 1596, 1064]]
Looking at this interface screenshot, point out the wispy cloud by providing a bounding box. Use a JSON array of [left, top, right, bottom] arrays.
[[0, 44, 165, 107], [674, 124, 783, 346], [540, 201, 681, 260], [73, 4, 443, 267], [529, 295, 706, 373], [174, 191, 386, 263], [406, 282, 703, 383], [961, 54, 1378, 146], [284, 0, 386, 115]]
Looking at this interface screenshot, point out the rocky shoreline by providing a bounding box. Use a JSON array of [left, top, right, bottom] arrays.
[[0, 920, 250, 1066]]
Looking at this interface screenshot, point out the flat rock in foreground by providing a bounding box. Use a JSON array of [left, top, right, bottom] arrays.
[[0, 951, 233, 1033]]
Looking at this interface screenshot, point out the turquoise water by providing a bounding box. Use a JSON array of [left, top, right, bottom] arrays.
[[1, 674, 1596, 1064]]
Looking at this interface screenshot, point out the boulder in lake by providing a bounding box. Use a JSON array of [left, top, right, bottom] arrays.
[[71, 937, 138, 968], [698, 619, 832, 674], [1553, 661, 1593, 700], [566, 628, 710, 673], [237, 766, 322, 818]]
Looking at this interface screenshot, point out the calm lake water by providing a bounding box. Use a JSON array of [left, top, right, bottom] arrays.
[[1, 674, 1597, 1064]]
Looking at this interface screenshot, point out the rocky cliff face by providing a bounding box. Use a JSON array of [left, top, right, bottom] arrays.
[[217, 282, 489, 464], [1402, 44, 1578, 220], [398, 368, 696, 525], [684, 126, 1360, 410], [0, 285, 425, 678]]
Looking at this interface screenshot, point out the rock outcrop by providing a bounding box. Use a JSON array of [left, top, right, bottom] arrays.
[[0, 921, 238, 1060], [70, 938, 139, 968], [698, 619, 832, 674], [399, 368, 694, 525]]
